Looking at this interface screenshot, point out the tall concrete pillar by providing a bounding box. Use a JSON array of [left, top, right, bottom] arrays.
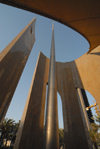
[[45, 25, 59, 149], [0, 18, 36, 121], [56, 62, 92, 149], [14, 52, 49, 149]]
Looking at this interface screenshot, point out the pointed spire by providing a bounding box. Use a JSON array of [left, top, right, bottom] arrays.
[[45, 24, 59, 149], [50, 23, 55, 61], [52, 24, 54, 32], [52, 24, 54, 40]]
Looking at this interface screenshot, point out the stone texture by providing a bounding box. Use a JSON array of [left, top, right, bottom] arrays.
[[56, 62, 92, 149], [0, 18, 36, 121], [56, 46, 100, 148], [14, 53, 49, 149], [14, 49, 100, 148], [75, 46, 100, 108]]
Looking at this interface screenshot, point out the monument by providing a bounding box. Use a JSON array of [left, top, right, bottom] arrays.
[[0, 1, 100, 149], [0, 18, 36, 122]]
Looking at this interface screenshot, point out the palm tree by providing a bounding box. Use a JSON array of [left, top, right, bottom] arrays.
[[95, 113, 100, 126], [0, 118, 19, 148], [59, 128, 64, 148], [90, 113, 100, 148]]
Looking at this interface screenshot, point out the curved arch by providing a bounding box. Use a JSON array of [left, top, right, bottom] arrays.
[[75, 46, 100, 108], [1, 0, 100, 50]]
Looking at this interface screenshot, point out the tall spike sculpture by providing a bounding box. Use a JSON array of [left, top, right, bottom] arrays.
[[0, 1, 100, 148], [14, 52, 50, 149], [13, 24, 99, 149], [14, 25, 59, 149], [45, 25, 59, 149], [0, 18, 36, 121], [0, 2, 100, 148]]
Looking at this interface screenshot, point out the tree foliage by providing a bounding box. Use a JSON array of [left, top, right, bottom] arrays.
[[59, 128, 64, 147], [89, 113, 100, 148], [95, 113, 100, 125], [0, 118, 19, 148]]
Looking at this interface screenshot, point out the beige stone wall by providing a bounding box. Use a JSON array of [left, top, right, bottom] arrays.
[[14, 47, 100, 149], [56, 46, 100, 148], [75, 46, 100, 107]]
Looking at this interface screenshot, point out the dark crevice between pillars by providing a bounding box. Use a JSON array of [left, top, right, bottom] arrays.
[[81, 89, 94, 123]]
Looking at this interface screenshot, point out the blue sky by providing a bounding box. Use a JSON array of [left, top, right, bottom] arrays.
[[0, 3, 96, 128]]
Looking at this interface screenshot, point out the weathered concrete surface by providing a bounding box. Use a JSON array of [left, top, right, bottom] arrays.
[[14, 53, 49, 149], [75, 46, 100, 108], [1, 0, 100, 50], [56, 61, 92, 149], [56, 47, 100, 148], [0, 18, 36, 121], [14, 51, 97, 149]]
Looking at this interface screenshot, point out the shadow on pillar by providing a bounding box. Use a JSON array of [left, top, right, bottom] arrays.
[[0, 18, 36, 122], [56, 61, 94, 149], [14, 52, 49, 149], [80, 89, 94, 123]]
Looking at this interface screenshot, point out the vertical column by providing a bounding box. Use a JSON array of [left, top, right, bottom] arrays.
[[45, 25, 59, 149], [14, 52, 49, 149], [0, 18, 36, 121], [56, 62, 92, 149]]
